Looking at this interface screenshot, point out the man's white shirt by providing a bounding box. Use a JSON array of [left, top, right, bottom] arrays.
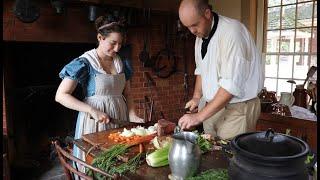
[[194, 15, 264, 104]]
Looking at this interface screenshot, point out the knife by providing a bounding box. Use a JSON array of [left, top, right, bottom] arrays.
[[184, 107, 198, 114], [109, 118, 133, 128], [91, 116, 133, 130]]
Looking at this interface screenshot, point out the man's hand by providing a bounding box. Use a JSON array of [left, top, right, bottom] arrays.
[[185, 97, 200, 111], [89, 107, 110, 124], [178, 113, 202, 130]]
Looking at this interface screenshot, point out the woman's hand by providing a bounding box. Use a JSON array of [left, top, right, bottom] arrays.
[[185, 97, 200, 111], [129, 112, 145, 123], [89, 107, 110, 124]]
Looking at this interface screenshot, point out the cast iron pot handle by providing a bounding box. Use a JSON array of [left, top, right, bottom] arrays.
[[221, 142, 232, 162], [265, 128, 275, 142]]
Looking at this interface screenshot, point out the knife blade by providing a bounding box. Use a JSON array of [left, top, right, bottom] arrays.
[[90, 116, 133, 129], [109, 118, 134, 128]]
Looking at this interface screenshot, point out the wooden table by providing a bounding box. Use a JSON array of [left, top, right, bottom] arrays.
[[257, 112, 317, 151], [74, 136, 229, 180]]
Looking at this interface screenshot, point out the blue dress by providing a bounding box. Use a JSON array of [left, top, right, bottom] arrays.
[[59, 50, 131, 173]]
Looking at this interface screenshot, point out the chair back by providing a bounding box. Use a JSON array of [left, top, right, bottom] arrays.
[[53, 141, 117, 180], [3, 153, 10, 180]]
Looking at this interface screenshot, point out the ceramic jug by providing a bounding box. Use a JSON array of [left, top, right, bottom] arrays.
[[279, 92, 295, 107], [168, 131, 201, 180]]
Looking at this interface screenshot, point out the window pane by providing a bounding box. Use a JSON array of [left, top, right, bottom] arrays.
[[279, 55, 293, 78], [310, 55, 317, 67], [283, 0, 296, 5], [265, 55, 278, 77], [282, 5, 296, 29], [293, 55, 309, 79], [280, 30, 295, 52], [268, 0, 281, 7], [297, 2, 313, 27], [268, 7, 281, 29], [295, 28, 312, 52], [314, 1, 317, 26], [266, 30, 280, 52], [311, 28, 317, 53], [264, 0, 317, 96], [265, 78, 277, 92], [277, 79, 293, 96]]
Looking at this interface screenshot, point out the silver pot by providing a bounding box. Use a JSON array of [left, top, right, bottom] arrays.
[[168, 131, 201, 179]]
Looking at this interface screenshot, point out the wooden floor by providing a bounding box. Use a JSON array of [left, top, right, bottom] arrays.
[[11, 158, 65, 180]]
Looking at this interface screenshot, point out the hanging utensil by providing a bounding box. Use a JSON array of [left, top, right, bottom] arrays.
[[153, 13, 177, 78], [303, 66, 317, 87], [144, 8, 154, 67], [14, 0, 40, 23], [148, 99, 154, 122], [160, 111, 165, 119], [139, 8, 150, 65]]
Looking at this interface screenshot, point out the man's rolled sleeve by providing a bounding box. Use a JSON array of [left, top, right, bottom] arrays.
[[219, 55, 250, 98], [194, 67, 201, 75], [219, 78, 244, 98]]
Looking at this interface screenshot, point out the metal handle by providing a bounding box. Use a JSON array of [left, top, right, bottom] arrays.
[[265, 128, 275, 142], [174, 126, 182, 134]]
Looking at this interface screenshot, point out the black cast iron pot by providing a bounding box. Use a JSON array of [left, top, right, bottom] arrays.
[[228, 129, 311, 180]]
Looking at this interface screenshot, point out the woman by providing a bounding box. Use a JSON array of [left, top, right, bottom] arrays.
[[55, 15, 144, 169]]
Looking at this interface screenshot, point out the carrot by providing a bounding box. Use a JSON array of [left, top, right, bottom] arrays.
[[127, 134, 156, 147], [139, 143, 144, 153]]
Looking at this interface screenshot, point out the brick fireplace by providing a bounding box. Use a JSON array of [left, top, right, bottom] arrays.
[[3, 0, 196, 168]]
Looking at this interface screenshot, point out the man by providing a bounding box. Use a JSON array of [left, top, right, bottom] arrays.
[[178, 0, 264, 140]]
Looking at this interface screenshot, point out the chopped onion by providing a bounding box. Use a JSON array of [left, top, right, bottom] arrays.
[[120, 128, 134, 137]]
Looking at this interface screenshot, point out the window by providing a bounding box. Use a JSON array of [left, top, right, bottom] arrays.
[[263, 0, 317, 96]]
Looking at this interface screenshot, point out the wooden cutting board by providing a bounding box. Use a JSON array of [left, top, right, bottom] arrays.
[[82, 127, 156, 151]]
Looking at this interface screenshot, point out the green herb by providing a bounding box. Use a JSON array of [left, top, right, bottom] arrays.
[[86, 144, 142, 180], [109, 153, 142, 175], [193, 131, 213, 153], [186, 168, 228, 180]]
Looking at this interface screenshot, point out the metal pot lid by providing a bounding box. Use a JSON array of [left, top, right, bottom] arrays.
[[232, 128, 309, 159]]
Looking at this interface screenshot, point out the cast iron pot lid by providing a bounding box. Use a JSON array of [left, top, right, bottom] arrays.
[[231, 128, 309, 160]]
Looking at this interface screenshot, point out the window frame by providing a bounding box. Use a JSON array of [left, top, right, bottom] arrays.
[[262, 0, 317, 96]]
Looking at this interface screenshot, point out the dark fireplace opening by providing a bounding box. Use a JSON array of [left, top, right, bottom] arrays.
[[4, 42, 96, 174]]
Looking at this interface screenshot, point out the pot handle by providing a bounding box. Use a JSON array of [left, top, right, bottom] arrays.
[[265, 128, 275, 142], [174, 125, 184, 134], [221, 143, 232, 162]]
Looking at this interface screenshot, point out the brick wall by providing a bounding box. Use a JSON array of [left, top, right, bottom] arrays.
[[3, 0, 196, 129]]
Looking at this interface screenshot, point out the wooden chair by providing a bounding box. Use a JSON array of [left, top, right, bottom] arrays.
[[53, 140, 118, 180], [3, 135, 10, 180]]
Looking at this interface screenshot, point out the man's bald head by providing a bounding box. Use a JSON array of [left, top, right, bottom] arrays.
[[179, 0, 210, 17], [179, 0, 212, 38]]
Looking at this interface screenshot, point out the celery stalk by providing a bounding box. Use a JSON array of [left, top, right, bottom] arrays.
[[146, 145, 170, 167]]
